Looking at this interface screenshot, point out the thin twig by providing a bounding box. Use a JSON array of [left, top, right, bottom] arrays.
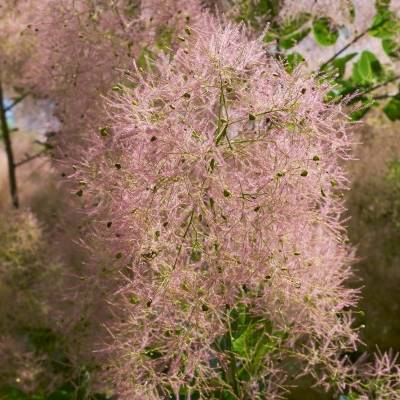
[[172, 208, 195, 270], [317, 14, 391, 75], [348, 75, 400, 103], [4, 92, 30, 112], [318, 28, 370, 74], [362, 75, 400, 96], [373, 93, 396, 100], [15, 149, 48, 168]]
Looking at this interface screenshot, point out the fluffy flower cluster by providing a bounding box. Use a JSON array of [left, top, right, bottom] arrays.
[[348, 352, 400, 399], [25, 0, 202, 143], [72, 15, 359, 398]]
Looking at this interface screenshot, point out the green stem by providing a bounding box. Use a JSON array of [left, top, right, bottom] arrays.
[[172, 208, 195, 270], [226, 315, 241, 399]]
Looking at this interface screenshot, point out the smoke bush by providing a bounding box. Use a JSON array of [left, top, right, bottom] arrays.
[[69, 14, 362, 398], [3, 0, 399, 398]]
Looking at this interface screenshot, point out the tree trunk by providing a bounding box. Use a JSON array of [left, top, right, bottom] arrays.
[[0, 81, 19, 208]]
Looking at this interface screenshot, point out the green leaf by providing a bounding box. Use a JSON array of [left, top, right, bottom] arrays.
[[136, 47, 155, 71], [375, 0, 391, 10], [278, 13, 311, 49], [285, 52, 305, 73], [369, 7, 399, 39], [280, 28, 310, 49], [383, 95, 400, 121], [352, 51, 384, 86], [313, 17, 339, 46], [382, 38, 400, 58], [350, 106, 372, 121], [234, 0, 280, 28], [155, 25, 173, 51], [263, 30, 278, 43], [349, 97, 376, 121], [330, 53, 357, 78], [254, 0, 277, 15], [281, 12, 311, 35], [325, 79, 358, 102], [224, 304, 279, 362], [231, 324, 255, 356]]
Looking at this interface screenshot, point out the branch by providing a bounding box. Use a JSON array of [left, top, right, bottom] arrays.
[[14, 149, 48, 168], [0, 81, 19, 208], [348, 75, 400, 103], [318, 28, 370, 74], [373, 93, 395, 100], [317, 15, 391, 75], [4, 92, 30, 112], [362, 75, 400, 97]]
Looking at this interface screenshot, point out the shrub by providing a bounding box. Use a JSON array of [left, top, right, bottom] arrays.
[[72, 15, 359, 398]]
